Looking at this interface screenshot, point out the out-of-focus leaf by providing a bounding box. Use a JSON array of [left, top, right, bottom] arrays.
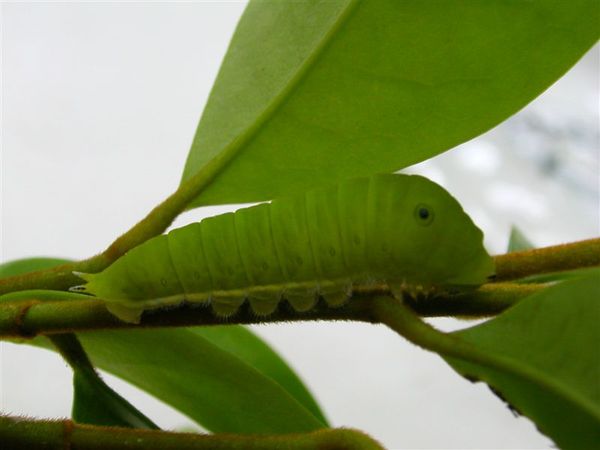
[[445, 272, 600, 449], [0, 290, 89, 303], [507, 227, 534, 252], [0, 257, 71, 278], [517, 266, 600, 284], [182, 0, 599, 207], [0, 259, 85, 304]]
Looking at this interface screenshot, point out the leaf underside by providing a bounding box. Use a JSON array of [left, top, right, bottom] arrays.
[[182, 0, 599, 207], [445, 272, 600, 449]]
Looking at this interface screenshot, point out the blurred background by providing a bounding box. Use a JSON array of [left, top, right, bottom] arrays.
[[2, 3, 598, 449]]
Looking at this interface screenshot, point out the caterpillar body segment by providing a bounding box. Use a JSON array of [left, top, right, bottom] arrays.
[[74, 174, 494, 323]]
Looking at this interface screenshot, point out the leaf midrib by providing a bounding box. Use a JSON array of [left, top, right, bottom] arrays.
[[195, 0, 361, 197], [448, 338, 600, 424]]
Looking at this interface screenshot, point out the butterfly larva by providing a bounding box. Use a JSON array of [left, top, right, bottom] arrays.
[[73, 174, 494, 323]]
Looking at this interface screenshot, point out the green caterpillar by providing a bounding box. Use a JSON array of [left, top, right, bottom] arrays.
[[73, 174, 494, 323]]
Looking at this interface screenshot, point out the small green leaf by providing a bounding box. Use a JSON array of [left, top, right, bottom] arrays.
[[445, 272, 600, 449], [0, 259, 86, 303], [48, 334, 158, 430], [182, 0, 599, 207], [507, 227, 535, 252], [72, 369, 158, 429]]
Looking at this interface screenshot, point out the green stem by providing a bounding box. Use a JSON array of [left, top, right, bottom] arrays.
[[48, 334, 97, 373], [493, 237, 600, 282], [0, 283, 539, 339], [373, 295, 520, 366], [0, 415, 385, 450]]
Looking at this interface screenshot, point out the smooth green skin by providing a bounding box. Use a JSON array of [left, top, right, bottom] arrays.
[[1, 257, 328, 432], [181, 0, 599, 207], [79, 174, 494, 321], [446, 272, 600, 449]]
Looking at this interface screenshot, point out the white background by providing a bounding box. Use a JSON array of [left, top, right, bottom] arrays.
[[1, 3, 598, 449]]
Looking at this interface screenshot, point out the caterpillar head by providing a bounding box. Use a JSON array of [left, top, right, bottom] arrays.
[[382, 174, 494, 289]]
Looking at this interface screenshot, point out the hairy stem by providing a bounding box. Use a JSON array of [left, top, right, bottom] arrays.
[[373, 296, 522, 366], [0, 415, 384, 450], [0, 283, 540, 339], [493, 237, 600, 281]]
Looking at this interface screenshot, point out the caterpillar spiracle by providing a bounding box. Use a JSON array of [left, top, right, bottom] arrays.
[[73, 174, 494, 323]]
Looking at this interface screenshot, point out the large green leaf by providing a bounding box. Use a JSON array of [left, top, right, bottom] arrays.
[[445, 272, 600, 449], [71, 328, 325, 433], [182, 0, 599, 207], [187, 326, 327, 424]]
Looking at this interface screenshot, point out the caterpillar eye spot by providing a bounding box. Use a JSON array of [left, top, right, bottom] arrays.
[[414, 203, 434, 226]]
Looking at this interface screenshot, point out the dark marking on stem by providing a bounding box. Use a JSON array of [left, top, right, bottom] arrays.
[[15, 300, 41, 339], [63, 419, 74, 450]]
